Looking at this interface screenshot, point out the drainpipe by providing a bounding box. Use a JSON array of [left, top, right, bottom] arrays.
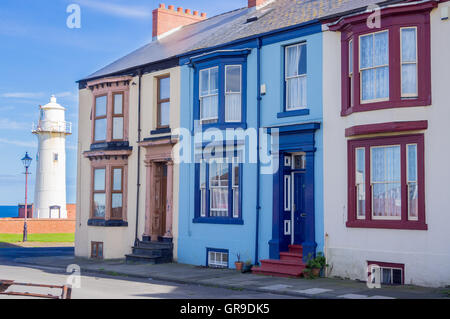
[[134, 69, 143, 247], [255, 37, 262, 265]]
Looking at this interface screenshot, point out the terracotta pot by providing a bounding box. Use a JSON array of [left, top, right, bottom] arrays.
[[235, 262, 244, 271], [312, 268, 321, 276]]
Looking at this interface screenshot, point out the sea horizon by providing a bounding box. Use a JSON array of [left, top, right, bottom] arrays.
[[0, 205, 19, 218]]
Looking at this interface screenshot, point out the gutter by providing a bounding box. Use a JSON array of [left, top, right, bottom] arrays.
[[134, 69, 143, 246], [255, 37, 262, 266]]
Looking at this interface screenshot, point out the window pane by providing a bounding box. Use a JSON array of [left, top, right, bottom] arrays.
[[408, 144, 418, 220], [286, 45, 299, 77], [402, 28, 417, 62], [200, 69, 209, 96], [360, 34, 373, 69], [225, 94, 241, 122], [402, 64, 417, 95], [356, 148, 365, 218], [374, 31, 388, 66], [225, 66, 241, 93], [95, 96, 107, 117], [113, 168, 122, 191], [94, 168, 105, 191], [200, 95, 218, 121], [111, 193, 123, 219], [159, 77, 170, 100], [210, 67, 218, 94], [112, 117, 123, 140], [375, 66, 389, 99], [114, 94, 123, 114], [93, 193, 105, 217], [233, 162, 239, 218], [94, 118, 106, 141], [287, 76, 307, 109], [371, 146, 401, 219], [209, 162, 228, 216], [349, 40, 353, 74], [159, 102, 170, 127], [361, 69, 375, 101], [200, 162, 206, 217], [298, 44, 307, 75]]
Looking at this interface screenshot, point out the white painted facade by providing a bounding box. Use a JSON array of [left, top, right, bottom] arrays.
[[33, 95, 71, 219], [322, 3, 450, 287]]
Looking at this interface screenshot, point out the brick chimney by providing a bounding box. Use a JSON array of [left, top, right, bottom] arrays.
[[248, 0, 272, 9], [152, 3, 206, 39]]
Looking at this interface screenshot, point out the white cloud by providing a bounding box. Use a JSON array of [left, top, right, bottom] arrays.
[[0, 118, 30, 131], [77, 0, 152, 19], [0, 138, 36, 148], [0, 92, 45, 99]]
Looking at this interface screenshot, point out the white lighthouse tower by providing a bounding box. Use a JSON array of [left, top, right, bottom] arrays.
[[32, 95, 72, 219]]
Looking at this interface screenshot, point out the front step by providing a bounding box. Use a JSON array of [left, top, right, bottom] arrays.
[[125, 240, 173, 264], [280, 252, 303, 263], [253, 259, 306, 277], [288, 244, 303, 255]]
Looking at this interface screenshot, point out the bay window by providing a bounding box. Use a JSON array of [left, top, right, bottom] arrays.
[[347, 134, 426, 229], [92, 168, 106, 218], [285, 42, 307, 110], [200, 67, 219, 124], [225, 65, 242, 122], [111, 167, 123, 219], [196, 159, 242, 223], [336, 6, 433, 115], [112, 93, 124, 140]]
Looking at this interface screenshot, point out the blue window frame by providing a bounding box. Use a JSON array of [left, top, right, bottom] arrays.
[[192, 51, 249, 130], [194, 156, 243, 224]]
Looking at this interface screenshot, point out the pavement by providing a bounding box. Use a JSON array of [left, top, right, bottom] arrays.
[[8, 252, 450, 299], [0, 247, 74, 260]]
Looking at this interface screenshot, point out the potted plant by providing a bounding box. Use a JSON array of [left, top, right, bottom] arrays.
[[234, 253, 243, 271], [304, 252, 328, 279], [242, 260, 253, 273]]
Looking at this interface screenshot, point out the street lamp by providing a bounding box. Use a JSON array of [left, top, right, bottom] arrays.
[[21, 152, 32, 242]]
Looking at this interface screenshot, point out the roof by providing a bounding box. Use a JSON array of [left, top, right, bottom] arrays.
[[80, 0, 391, 82]]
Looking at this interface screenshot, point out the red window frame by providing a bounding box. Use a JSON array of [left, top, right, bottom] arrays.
[[347, 134, 427, 230], [334, 3, 435, 116]]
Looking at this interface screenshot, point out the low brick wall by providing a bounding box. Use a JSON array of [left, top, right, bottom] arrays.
[[0, 218, 75, 234]]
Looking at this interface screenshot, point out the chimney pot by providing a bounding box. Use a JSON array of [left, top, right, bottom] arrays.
[[177, 7, 183, 12], [193, 11, 199, 16], [168, 5, 174, 10], [159, 3, 165, 9], [201, 12, 206, 17], [185, 9, 191, 14]]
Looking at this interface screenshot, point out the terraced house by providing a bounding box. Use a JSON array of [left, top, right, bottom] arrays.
[[75, 0, 450, 287]]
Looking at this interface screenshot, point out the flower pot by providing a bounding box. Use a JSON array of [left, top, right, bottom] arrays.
[[235, 262, 244, 271], [312, 268, 321, 277]]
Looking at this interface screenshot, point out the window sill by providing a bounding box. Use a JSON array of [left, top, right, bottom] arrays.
[[87, 219, 128, 227], [198, 123, 247, 131], [90, 141, 132, 151], [150, 127, 171, 135], [192, 217, 244, 225], [277, 109, 310, 118], [341, 98, 431, 116], [346, 220, 427, 230]]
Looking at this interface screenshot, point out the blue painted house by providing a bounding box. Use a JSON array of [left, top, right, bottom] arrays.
[[175, 0, 337, 276]]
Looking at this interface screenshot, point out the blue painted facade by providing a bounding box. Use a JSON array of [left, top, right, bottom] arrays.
[[177, 22, 324, 268]]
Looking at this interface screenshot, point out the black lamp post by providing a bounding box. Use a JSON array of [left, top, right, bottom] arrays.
[[21, 152, 32, 242]]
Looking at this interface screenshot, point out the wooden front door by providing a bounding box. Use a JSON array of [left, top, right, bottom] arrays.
[[152, 162, 167, 240]]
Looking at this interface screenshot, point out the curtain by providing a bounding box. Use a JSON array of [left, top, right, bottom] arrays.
[[201, 96, 218, 121], [209, 162, 228, 217], [407, 144, 418, 219], [286, 44, 307, 109], [200, 67, 219, 122], [225, 94, 241, 122], [371, 146, 401, 218]]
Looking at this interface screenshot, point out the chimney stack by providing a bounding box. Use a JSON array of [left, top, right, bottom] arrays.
[[248, 0, 270, 9], [153, 3, 206, 39]]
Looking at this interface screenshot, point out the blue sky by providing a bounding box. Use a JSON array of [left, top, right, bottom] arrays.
[[0, 0, 245, 205]]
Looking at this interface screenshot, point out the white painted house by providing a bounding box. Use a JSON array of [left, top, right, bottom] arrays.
[[32, 95, 72, 218]]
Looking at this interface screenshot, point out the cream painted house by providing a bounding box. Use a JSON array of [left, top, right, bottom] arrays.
[[322, 1, 450, 287]]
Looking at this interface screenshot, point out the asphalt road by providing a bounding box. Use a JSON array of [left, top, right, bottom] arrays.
[[0, 263, 299, 299]]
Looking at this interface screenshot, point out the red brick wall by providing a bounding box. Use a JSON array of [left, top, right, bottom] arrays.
[[67, 203, 76, 219], [0, 218, 75, 234]]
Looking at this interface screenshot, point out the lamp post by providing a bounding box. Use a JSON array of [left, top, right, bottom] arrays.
[[21, 152, 32, 242]]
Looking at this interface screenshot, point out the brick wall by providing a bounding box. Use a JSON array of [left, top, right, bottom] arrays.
[[0, 218, 75, 234]]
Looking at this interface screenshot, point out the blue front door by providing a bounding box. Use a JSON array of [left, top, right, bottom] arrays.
[[292, 172, 306, 245]]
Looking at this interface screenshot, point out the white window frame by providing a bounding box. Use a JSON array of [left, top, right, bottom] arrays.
[[225, 65, 242, 123], [406, 143, 419, 221], [349, 39, 354, 107], [370, 144, 402, 221], [285, 42, 307, 111], [359, 30, 390, 104], [400, 27, 418, 98], [199, 67, 219, 124], [208, 250, 228, 268]]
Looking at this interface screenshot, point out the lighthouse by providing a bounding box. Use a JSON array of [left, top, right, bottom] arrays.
[[32, 95, 72, 218]]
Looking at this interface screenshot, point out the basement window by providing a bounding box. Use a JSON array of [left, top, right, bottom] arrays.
[[91, 241, 103, 259], [207, 249, 228, 268], [368, 261, 404, 285]]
